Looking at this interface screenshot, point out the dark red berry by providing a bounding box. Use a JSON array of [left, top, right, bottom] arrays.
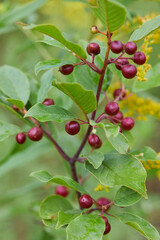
[[115, 58, 129, 70], [79, 194, 93, 209], [42, 98, 54, 106], [122, 64, 137, 79], [121, 117, 135, 131], [105, 102, 119, 116], [113, 88, 126, 99], [65, 121, 80, 135], [16, 133, 26, 144], [114, 111, 123, 122], [125, 42, 137, 55], [119, 127, 123, 133], [12, 105, 19, 111], [133, 51, 146, 65], [28, 127, 43, 141], [102, 216, 108, 225], [88, 134, 102, 149], [55, 185, 69, 197], [97, 197, 110, 207], [110, 41, 123, 54], [59, 64, 74, 75], [87, 42, 100, 55], [104, 222, 111, 235]]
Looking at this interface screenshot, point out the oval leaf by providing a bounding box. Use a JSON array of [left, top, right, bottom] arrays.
[[0, 121, 20, 142], [56, 210, 82, 229], [84, 151, 104, 169], [35, 59, 67, 75]]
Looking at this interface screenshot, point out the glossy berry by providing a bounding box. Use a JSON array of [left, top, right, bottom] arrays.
[[79, 194, 93, 208], [122, 64, 137, 79], [133, 51, 146, 65], [55, 185, 69, 197], [16, 133, 26, 144], [97, 197, 110, 207], [88, 134, 102, 149], [105, 102, 119, 116], [110, 41, 123, 54], [12, 105, 19, 111], [65, 121, 80, 135], [121, 117, 135, 131], [59, 64, 74, 75], [28, 127, 43, 141], [115, 58, 129, 70], [125, 42, 137, 55], [113, 88, 126, 99], [42, 98, 54, 106], [104, 222, 111, 235], [87, 42, 100, 55], [114, 111, 123, 122]]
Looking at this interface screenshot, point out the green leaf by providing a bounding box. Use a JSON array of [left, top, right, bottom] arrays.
[[31, 170, 88, 194], [24, 103, 75, 122], [114, 186, 142, 207], [35, 59, 67, 75], [6, 99, 24, 109], [56, 210, 82, 229], [27, 24, 87, 59], [52, 81, 97, 114], [66, 215, 105, 240], [84, 151, 104, 169], [85, 153, 147, 198], [39, 35, 68, 50], [115, 212, 160, 240], [0, 65, 30, 105], [0, 121, 20, 142], [40, 195, 73, 219], [129, 15, 160, 42], [92, 0, 127, 32], [132, 146, 157, 162]]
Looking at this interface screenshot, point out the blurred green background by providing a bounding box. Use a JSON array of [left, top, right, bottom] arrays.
[[0, 0, 160, 239]]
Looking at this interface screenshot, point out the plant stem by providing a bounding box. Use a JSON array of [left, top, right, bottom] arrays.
[[70, 162, 81, 199]]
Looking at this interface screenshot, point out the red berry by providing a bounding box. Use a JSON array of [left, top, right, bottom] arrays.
[[105, 102, 119, 116], [102, 216, 108, 225], [113, 88, 126, 99], [125, 42, 137, 55], [87, 42, 100, 55], [55, 185, 69, 197], [79, 194, 93, 209], [122, 64, 137, 79], [88, 134, 102, 149], [16, 133, 26, 144], [114, 111, 123, 122], [104, 222, 111, 235], [119, 127, 123, 133], [28, 127, 43, 141], [59, 64, 74, 75], [97, 197, 110, 207], [12, 105, 19, 111], [115, 58, 129, 70], [110, 41, 123, 54], [133, 51, 146, 65], [65, 121, 80, 135], [42, 98, 54, 106], [121, 117, 135, 130]]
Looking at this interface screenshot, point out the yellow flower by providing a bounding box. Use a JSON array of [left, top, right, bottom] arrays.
[[94, 184, 109, 192]]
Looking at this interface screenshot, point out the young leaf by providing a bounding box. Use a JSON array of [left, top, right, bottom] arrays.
[[85, 152, 147, 199], [0, 65, 30, 105], [26, 24, 87, 59], [130, 15, 160, 42], [25, 103, 75, 122], [0, 121, 20, 142], [84, 151, 104, 169], [35, 59, 67, 75], [52, 81, 97, 114], [92, 0, 127, 32], [114, 186, 142, 207], [66, 215, 105, 240], [115, 212, 160, 240], [56, 210, 82, 229]]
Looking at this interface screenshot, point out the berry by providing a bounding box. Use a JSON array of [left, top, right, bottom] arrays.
[[122, 64, 137, 79], [16, 133, 26, 144], [65, 121, 80, 135], [28, 127, 43, 141], [133, 51, 146, 65], [87, 42, 100, 55], [105, 102, 119, 116], [125, 42, 137, 55], [79, 194, 93, 208], [114, 111, 123, 122], [115, 58, 129, 70], [59, 64, 74, 75], [12, 105, 19, 111], [55, 185, 69, 197], [42, 98, 54, 106], [121, 117, 135, 131], [110, 41, 123, 54], [102, 216, 108, 225], [97, 197, 110, 207], [88, 134, 102, 149], [90, 25, 98, 34], [104, 222, 111, 235], [119, 127, 123, 133], [113, 88, 126, 99]]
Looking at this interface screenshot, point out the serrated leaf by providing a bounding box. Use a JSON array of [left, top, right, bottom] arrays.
[[26, 24, 87, 59], [25, 103, 75, 122], [129, 15, 160, 41], [115, 212, 160, 240], [85, 152, 147, 198], [0, 121, 20, 142], [40, 195, 73, 219], [84, 151, 104, 169], [7, 99, 24, 109], [35, 59, 67, 75], [66, 215, 105, 240], [92, 0, 127, 32], [114, 186, 142, 207], [56, 210, 82, 229], [52, 81, 97, 114]]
